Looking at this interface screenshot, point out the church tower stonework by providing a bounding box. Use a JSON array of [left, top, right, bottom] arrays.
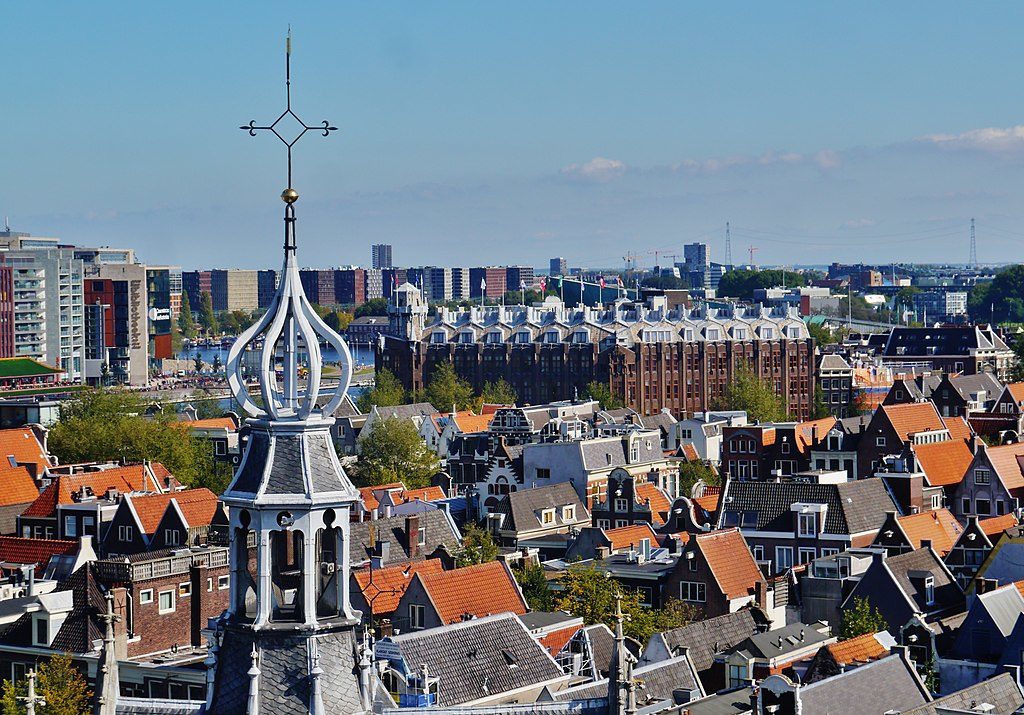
[[204, 36, 372, 715]]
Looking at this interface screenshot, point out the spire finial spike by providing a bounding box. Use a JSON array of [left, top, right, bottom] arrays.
[[286, 25, 292, 56]]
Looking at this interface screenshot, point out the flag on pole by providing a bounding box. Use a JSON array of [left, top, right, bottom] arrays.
[[520, 280, 527, 291], [616, 275, 623, 287], [539, 277, 547, 292], [599, 276, 606, 289], [557, 275, 563, 289], [480, 278, 486, 291]]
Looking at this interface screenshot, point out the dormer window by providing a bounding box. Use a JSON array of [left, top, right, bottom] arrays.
[[684, 329, 694, 341], [544, 331, 560, 344], [787, 327, 801, 339], [541, 508, 555, 525], [562, 506, 576, 521], [515, 331, 531, 344], [733, 328, 747, 340], [706, 328, 721, 341], [761, 327, 774, 340], [459, 332, 475, 344], [34, 617, 48, 646], [119, 525, 133, 542], [924, 576, 935, 605], [797, 512, 817, 537], [486, 331, 503, 344], [431, 332, 447, 344], [573, 331, 590, 344]]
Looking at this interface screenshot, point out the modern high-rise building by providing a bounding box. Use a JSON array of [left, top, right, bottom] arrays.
[[451, 267, 470, 301], [506, 266, 535, 293], [371, 243, 393, 269], [469, 267, 507, 299], [333, 268, 366, 306], [683, 242, 710, 270], [146, 267, 175, 360], [210, 269, 259, 313], [299, 269, 336, 306], [550, 257, 567, 276], [181, 270, 212, 309], [0, 262, 13, 358], [257, 269, 278, 309], [363, 268, 383, 300], [423, 266, 453, 303], [167, 266, 182, 319], [83, 262, 148, 386]]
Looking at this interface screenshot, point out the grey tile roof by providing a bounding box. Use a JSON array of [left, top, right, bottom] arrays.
[[386, 613, 566, 707], [375, 403, 437, 420], [979, 542, 1024, 585], [225, 427, 359, 499], [798, 653, 929, 714], [886, 548, 963, 614], [949, 372, 1003, 401], [349, 510, 460, 565], [649, 607, 772, 673], [976, 586, 1024, 637], [901, 672, 1024, 714], [579, 433, 662, 471], [718, 478, 896, 535], [493, 483, 588, 533], [729, 622, 831, 660], [115, 700, 204, 714], [883, 326, 1011, 357], [818, 354, 852, 371], [682, 687, 754, 715], [640, 411, 678, 434], [554, 654, 700, 703], [518, 611, 580, 631]]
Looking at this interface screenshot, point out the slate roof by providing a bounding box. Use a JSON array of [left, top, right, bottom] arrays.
[[349, 510, 460, 566], [694, 529, 764, 600], [730, 622, 832, 660], [886, 547, 963, 613], [948, 372, 1003, 401], [493, 482, 588, 533], [975, 584, 1024, 638], [352, 559, 445, 615], [226, 427, 358, 499], [797, 652, 930, 714], [50, 563, 105, 653], [415, 560, 528, 624], [882, 326, 1010, 356], [579, 433, 663, 471], [652, 607, 770, 672], [387, 613, 566, 707], [901, 672, 1024, 715], [374, 403, 437, 420], [554, 654, 701, 703], [718, 478, 896, 536], [819, 354, 852, 371]]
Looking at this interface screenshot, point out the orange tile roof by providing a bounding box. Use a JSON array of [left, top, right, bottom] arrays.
[[694, 490, 720, 513], [129, 488, 219, 534], [0, 427, 49, 473], [1006, 384, 1024, 405], [795, 417, 838, 452], [22, 465, 161, 518], [186, 417, 238, 431], [0, 466, 39, 506], [986, 442, 1024, 492], [681, 444, 699, 462], [605, 523, 658, 552], [1015, 580, 1024, 599], [538, 623, 583, 656], [912, 439, 973, 487], [979, 513, 1019, 538], [453, 413, 494, 434], [695, 528, 764, 600], [0, 536, 77, 574], [358, 483, 446, 512], [896, 509, 963, 556], [824, 632, 888, 666], [353, 559, 445, 615], [416, 560, 527, 624], [635, 482, 671, 525], [942, 416, 972, 443], [359, 482, 405, 512], [400, 486, 446, 503], [881, 402, 946, 441]]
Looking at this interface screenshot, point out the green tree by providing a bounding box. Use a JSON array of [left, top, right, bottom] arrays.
[[456, 524, 500, 566], [189, 391, 225, 420], [678, 460, 719, 496], [713, 365, 790, 423], [583, 380, 623, 410], [807, 322, 836, 345], [354, 416, 438, 489], [423, 362, 475, 412], [480, 379, 518, 406], [325, 310, 354, 333], [354, 298, 389, 318], [356, 368, 407, 413], [717, 269, 809, 301], [1, 653, 92, 715], [839, 596, 888, 640], [211, 354, 223, 373], [48, 390, 225, 493], [514, 561, 553, 611], [968, 265, 1024, 323], [198, 291, 217, 334], [178, 291, 197, 340], [193, 353, 205, 374], [810, 387, 832, 419], [553, 566, 693, 643]]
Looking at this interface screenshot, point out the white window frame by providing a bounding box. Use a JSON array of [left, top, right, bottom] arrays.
[[541, 509, 555, 525], [139, 589, 154, 604], [118, 525, 133, 542], [614, 498, 629, 513], [158, 590, 175, 614], [562, 506, 576, 522], [679, 581, 706, 603], [217, 575, 230, 590], [797, 513, 817, 537], [798, 547, 816, 564], [165, 529, 181, 546], [776, 546, 794, 570], [410, 604, 425, 629], [975, 468, 991, 485], [64, 515, 77, 537]]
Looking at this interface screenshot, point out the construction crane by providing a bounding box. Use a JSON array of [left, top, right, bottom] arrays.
[[747, 245, 758, 266]]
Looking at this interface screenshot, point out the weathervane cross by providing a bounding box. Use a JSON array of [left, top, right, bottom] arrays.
[[240, 28, 338, 191]]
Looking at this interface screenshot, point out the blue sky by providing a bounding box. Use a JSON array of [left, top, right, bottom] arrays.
[[5, 3, 1024, 269]]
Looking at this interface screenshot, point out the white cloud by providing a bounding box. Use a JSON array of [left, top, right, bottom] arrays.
[[814, 149, 842, 169], [917, 125, 1024, 152], [560, 157, 627, 183], [839, 218, 876, 229]]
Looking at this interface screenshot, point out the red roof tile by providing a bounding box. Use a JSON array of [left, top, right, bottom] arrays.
[[986, 443, 1024, 492], [635, 482, 671, 525], [1006, 384, 1024, 405], [912, 439, 974, 487], [186, 417, 239, 431], [896, 509, 963, 556], [0, 427, 49, 474], [979, 513, 1019, 538], [881, 402, 946, 441], [605, 523, 658, 552], [353, 559, 445, 615], [0, 466, 39, 507], [695, 528, 764, 600], [22, 465, 163, 518], [0, 536, 76, 573], [681, 444, 699, 462], [416, 560, 527, 624], [942, 416, 972, 443], [358, 483, 446, 513], [824, 632, 888, 666], [128, 488, 219, 534], [538, 623, 583, 656], [795, 417, 838, 452]]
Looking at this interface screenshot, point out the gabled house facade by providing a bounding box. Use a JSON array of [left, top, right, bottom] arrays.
[[952, 441, 1024, 521], [663, 528, 768, 620]]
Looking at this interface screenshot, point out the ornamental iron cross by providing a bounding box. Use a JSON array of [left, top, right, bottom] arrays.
[[240, 30, 338, 189]]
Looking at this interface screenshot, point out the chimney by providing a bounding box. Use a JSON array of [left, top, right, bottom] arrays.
[[596, 545, 611, 561], [371, 540, 390, 569], [406, 515, 421, 558], [812, 424, 820, 445], [754, 579, 768, 611], [920, 539, 932, 551]]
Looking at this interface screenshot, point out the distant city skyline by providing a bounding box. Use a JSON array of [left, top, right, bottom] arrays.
[[5, 4, 1024, 270]]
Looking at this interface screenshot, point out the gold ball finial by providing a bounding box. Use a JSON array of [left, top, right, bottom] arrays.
[[281, 188, 299, 203]]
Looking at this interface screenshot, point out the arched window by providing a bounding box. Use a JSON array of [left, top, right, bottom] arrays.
[[233, 510, 257, 622], [270, 518, 304, 623], [315, 509, 343, 619]]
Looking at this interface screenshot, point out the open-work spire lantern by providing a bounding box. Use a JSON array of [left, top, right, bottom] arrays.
[[226, 30, 350, 422]]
